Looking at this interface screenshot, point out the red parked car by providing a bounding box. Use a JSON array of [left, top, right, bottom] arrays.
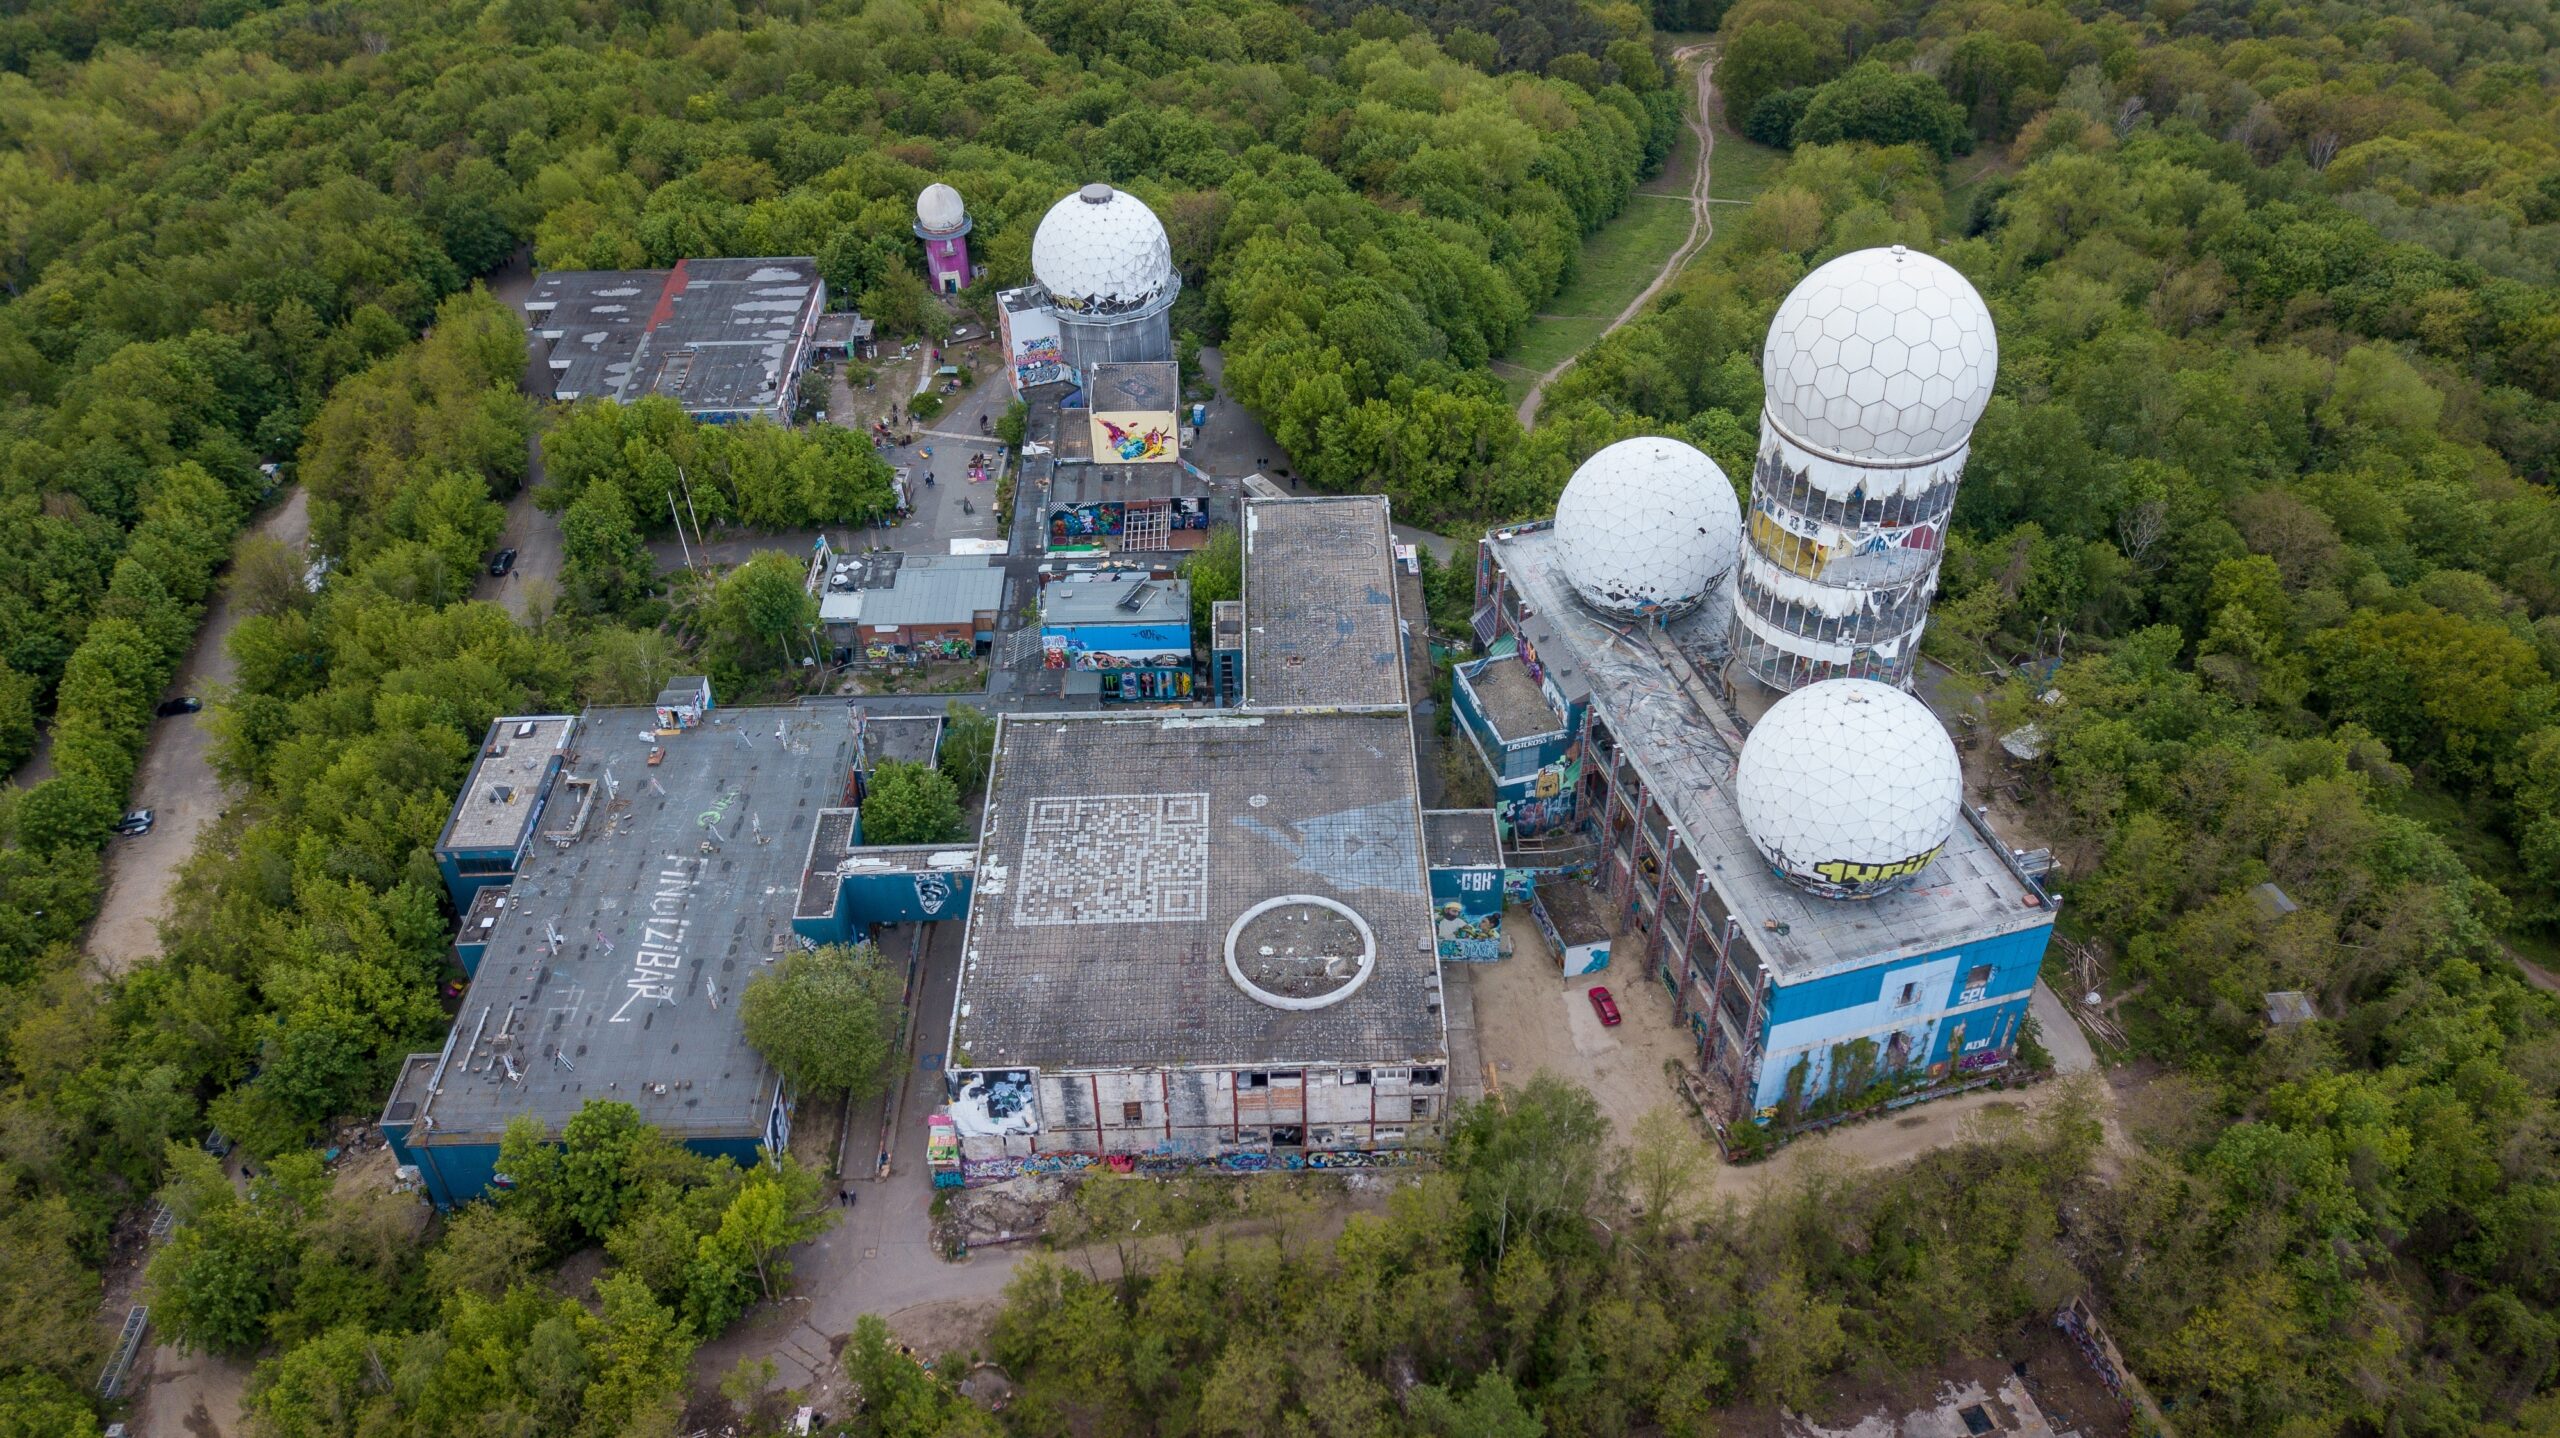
[[1587, 985, 1622, 1027]]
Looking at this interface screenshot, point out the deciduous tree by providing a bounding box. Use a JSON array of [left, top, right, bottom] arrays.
[[740, 943, 903, 1101]]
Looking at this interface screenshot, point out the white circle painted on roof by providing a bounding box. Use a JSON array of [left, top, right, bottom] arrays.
[[1553, 436, 1742, 620], [1031, 183, 1176, 311], [1224, 895, 1376, 1010], [1761, 246, 1996, 464], [916, 183, 967, 235], [1734, 678, 1962, 900]]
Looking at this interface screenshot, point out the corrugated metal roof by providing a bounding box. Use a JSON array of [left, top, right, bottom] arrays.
[[1041, 574, 1189, 624], [862, 560, 1005, 627]]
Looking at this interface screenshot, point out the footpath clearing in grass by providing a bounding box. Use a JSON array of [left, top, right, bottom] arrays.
[[1495, 194, 1698, 402], [1507, 43, 1722, 421]]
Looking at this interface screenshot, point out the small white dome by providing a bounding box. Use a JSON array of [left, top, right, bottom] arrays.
[[1734, 679, 1962, 900], [1761, 246, 1996, 464], [916, 183, 968, 235], [1031, 183, 1176, 312], [1553, 436, 1743, 620]]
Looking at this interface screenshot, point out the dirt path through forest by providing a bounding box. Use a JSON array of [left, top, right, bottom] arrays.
[[86, 489, 309, 977], [1515, 43, 1719, 429]]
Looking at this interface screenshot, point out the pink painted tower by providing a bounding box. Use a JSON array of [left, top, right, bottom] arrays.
[[914, 183, 974, 295]]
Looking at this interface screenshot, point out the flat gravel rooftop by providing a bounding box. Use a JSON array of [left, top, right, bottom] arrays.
[[441, 716, 576, 852], [1423, 809, 1503, 870], [406, 704, 856, 1142], [1465, 655, 1564, 742], [1242, 496, 1406, 710], [952, 710, 1445, 1071]]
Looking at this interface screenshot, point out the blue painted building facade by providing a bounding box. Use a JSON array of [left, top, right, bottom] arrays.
[[794, 854, 978, 945], [1449, 652, 1586, 842], [451, 885, 511, 977], [1748, 922, 2047, 1112], [1039, 575, 1195, 704], [1424, 810, 1506, 962]]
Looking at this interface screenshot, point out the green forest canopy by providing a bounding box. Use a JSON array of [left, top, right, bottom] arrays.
[[0, 0, 2551, 1429]]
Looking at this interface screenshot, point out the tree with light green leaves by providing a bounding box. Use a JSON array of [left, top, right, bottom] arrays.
[[842, 1313, 1004, 1437], [560, 480, 656, 615], [861, 758, 965, 845], [740, 942, 904, 1101], [682, 1159, 832, 1334], [144, 1147, 320, 1356], [708, 551, 819, 673], [1182, 524, 1241, 634], [939, 700, 996, 798]]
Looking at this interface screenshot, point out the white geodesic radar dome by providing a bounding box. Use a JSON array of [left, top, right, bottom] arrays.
[[915, 183, 968, 236], [1762, 246, 1996, 464], [1031, 183, 1176, 311], [1553, 436, 1743, 620], [1733, 679, 1963, 900]]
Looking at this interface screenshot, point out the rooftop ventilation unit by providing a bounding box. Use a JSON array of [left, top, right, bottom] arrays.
[[515, 720, 538, 738]]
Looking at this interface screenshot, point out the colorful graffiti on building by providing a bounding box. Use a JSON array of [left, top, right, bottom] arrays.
[[1049, 501, 1126, 544], [1091, 409, 1178, 463], [1041, 636, 1189, 672], [1436, 903, 1505, 962], [868, 637, 975, 663], [1111, 669, 1192, 701], [1494, 752, 1583, 839], [1012, 333, 1069, 390], [1208, 1147, 1427, 1173], [959, 1146, 1426, 1185]]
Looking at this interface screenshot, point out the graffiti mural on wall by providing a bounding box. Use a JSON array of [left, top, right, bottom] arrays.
[[1014, 335, 1069, 390], [1436, 902, 1504, 961], [1209, 1148, 1428, 1173], [1049, 502, 1126, 544], [1495, 753, 1583, 840], [1043, 635, 1189, 672], [959, 1147, 1427, 1185], [1114, 670, 1193, 702], [1095, 413, 1175, 462], [913, 870, 956, 919], [865, 637, 974, 664]]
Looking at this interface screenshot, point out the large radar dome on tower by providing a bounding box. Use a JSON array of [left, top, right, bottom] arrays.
[[1733, 679, 1962, 900], [1761, 246, 1995, 464], [1553, 436, 1742, 620], [1032, 183, 1177, 314], [915, 183, 969, 237]]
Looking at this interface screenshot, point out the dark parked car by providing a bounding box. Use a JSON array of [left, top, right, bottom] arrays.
[[488, 548, 518, 577], [1586, 985, 1621, 1027], [114, 809, 154, 836], [156, 696, 202, 717]]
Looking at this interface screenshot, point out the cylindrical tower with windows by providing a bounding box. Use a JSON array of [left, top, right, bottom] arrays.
[[1732, 246, 1996, 694]]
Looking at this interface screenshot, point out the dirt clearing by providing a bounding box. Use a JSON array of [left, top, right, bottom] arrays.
[[1466, 914, 1701, 1143], [88, 489, 309, 976]]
